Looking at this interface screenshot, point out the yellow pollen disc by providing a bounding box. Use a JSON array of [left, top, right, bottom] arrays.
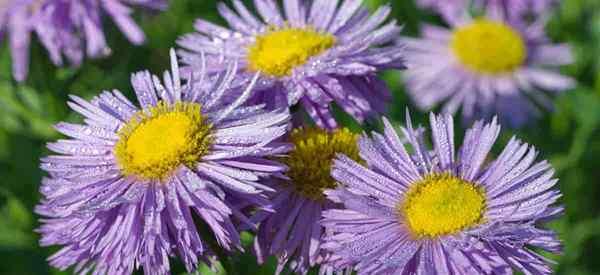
[[283, 128, 360, 201], [114, 101, 212, 181], [400, 173, 486, 239], [451, 19, 527, 74], [247, 27, 336, 78]]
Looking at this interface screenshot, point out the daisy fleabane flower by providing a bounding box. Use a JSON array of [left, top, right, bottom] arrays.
[[401, 2, 574, 127], [0, 0, 167, 82], [35, 50, 291, 275], [252, 127, 360, 274], [321, 113, 563, 274], [177, 0, 404, 129]]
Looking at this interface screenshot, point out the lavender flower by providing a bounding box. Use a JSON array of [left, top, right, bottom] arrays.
[[252, 127, 360, 274], [0, 0, 167, 82], [321, 113, 563, 274], [35, 50, 291, 275], [400, 2, 574, 127], [177, 0, 404, 129]]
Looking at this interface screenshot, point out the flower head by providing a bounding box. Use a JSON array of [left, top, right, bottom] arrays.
[[400, 2, 574, 127], [177, 0, 404, 129], [35, 50, 291, 274], [321, 113, 563, 274], [253, 127, 359, 274], [0, 0, 167, 81]]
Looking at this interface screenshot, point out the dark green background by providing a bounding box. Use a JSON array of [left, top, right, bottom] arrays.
[[1, 0, 599, 274]]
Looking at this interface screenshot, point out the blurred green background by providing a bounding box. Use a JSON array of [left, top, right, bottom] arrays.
[[1, 0, 600, 274]]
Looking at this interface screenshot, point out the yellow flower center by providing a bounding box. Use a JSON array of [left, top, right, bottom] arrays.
[[114, 101, 212, 181], [247, 27, 336, 78], [283, 128, 359, 201], [451, 19, 527, 74], [400, 173, 486, 239]]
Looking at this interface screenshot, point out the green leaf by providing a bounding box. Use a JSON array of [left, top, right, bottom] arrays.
[[18, 86, 44, 114], [0, 194, 34, 249]]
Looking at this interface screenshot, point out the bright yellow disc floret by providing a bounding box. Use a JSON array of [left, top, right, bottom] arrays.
[[283, 128, 360, 200], [451, 19, 527, 74], [400, 173, 486, 239], [114, 101, 212, 181], [247, 27, 336, 78]]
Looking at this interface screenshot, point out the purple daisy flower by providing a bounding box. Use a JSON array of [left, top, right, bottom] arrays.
[[35, 50, 291, 274], [177, 0, 404, 129], [321, 113, 563, 274], [400, 2, 574, 127], [251, 127, 360, 274], [0, 0, 167, 82]]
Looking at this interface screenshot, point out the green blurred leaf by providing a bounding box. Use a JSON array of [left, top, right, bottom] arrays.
[[193, 261, 226, 275], [0, 81, 58, 138], [550, 89, 600, 172], [6, 197, 32, 228], [18, 86, 44, 114], [0, 194, 34, 249]]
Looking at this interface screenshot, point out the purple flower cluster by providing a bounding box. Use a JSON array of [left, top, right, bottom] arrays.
[[34, 0, 573, 274], [0, 0, 167, 81]]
